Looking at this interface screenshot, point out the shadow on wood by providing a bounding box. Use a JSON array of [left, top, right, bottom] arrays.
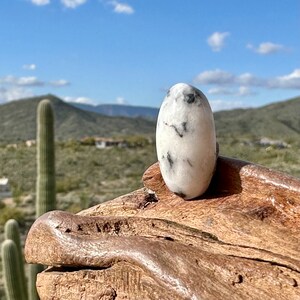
[[25, 156, 300, 300]]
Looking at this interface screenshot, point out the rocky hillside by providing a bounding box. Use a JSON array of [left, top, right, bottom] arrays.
[[214, 96, 300, 139], [0, 95, 156, 142]]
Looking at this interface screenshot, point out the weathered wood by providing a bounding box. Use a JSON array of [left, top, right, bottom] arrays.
[[25, 156, 300, 299]]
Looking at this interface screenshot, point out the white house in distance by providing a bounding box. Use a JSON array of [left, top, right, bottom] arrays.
[[26, 139, 36, 147], [0, 177, 11, 199], [95, 138, 127, 149], [258, 137, 290, 149]]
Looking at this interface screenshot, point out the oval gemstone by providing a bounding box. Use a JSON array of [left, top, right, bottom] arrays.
[[156, 83, 217, 199]]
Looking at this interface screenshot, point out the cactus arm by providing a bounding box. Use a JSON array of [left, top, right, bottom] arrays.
[[4, 219, 28, 297], [1, 239, 27, 300]]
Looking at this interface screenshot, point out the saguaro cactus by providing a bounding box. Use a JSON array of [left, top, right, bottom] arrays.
[[1, 239, 27, 300], [36, 99, 56, 217], [28, 264, 44, 300], [4, 219, 28, 297], [30, 99, 56, 300]]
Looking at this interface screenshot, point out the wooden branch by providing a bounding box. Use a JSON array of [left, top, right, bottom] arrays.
[[25, 157, 300, 299]]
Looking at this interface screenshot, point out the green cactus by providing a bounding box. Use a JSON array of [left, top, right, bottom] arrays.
[[1, 239, 27, 300], [36, 99, 56, 217], [28, 264, 44, 300], [1, 100, 57, 300], [4, 219, 28, 297], [28, 99, 57, 299]]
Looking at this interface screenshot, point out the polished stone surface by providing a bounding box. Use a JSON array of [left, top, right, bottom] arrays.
[[156, 83, 216, 199]]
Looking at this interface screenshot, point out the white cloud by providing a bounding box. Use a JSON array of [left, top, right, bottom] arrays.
[[237, 73, 265, 87], [22, 64, 37, 71], [115, 96, 128, 104], [210, 99, 246, 112], [0, 75, 16, 85], [0, 87, 34, 103], [31, 0, 88, 8], [49, 79, 70, 87], [0, 76, 44, 87], [0, 75, 73, 88], [17, 76, 44, 86], [207, 32, 230, 52], [208, 86, 256, 97], [64, 96, 96, 105], [61, 0, 87, 8], [247, 42, 287, 55], [108, 1, 134, 14], [31, 0, 50, 5], [194, 69, 235, 85], [269, 69, 300, 89], [195, 68, 300, 92], [31, 0, 134, 13], [237, 86, 256, 96], [208, 87, 234, 95]]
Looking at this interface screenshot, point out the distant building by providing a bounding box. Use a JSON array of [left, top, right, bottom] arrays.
[[0, 177, 11, 198], [26, 140, 36, 147], [257, 137, 290, 149], [95, 138, 127, 149], [0, 178, 9, 192], [6, 144, 18, 149]]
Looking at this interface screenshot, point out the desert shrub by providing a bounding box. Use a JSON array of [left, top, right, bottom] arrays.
[[63, 139, 81, 150], [66, 203, 82, 214], [0, 201, 5, 209], [125, 135, 150, 148], [56, 176, 81, 193], [80, 137, 95, 146], [11, 184, 24, 205], [79, 192, 91, 210], [0, 206, 25, 227]]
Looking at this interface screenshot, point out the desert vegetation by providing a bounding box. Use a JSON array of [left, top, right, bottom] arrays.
[[0, 135, 300, 299], [0, 95, 300, 299], [0, 135, 299, 223]]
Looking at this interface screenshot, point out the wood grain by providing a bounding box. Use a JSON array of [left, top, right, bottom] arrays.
[[25, 156, 300, 299]]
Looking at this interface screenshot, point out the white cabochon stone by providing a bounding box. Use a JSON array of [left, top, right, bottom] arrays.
[[156, 83, 217, 199]]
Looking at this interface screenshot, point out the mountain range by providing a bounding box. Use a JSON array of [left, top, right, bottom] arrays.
[[0, 94, 299, 142], [70, 102, 158, 120], [0, 95, 156, 142], [73, 96, 300, 139], [214, 96, 300, 139]]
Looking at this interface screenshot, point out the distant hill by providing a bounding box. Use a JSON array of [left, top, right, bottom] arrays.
[[72, 96, 300, 140], [1, 94, 299, 143], [0, 94, 156, 142], [70, 102, 159, 120], [214, 96, 300, 139]]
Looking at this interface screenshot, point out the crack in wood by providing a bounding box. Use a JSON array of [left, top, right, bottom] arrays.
[[227, 255, 300, 275], [25, 156, 300, 300]]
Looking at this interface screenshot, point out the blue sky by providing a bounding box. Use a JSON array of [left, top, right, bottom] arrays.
[[0, 0, 299, 111]]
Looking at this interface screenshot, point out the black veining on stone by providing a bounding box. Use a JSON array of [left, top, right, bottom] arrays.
[[186, 159, 193, 167], [163, 121, 189, 138], [170, 124, 183, 138], [166, 89, 171, 97], [185, 93, 195, 103], [167, 151, 174, 169], [183, 90, 202, 106]]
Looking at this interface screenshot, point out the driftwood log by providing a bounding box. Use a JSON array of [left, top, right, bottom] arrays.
[[25, 156, 300, 300]]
